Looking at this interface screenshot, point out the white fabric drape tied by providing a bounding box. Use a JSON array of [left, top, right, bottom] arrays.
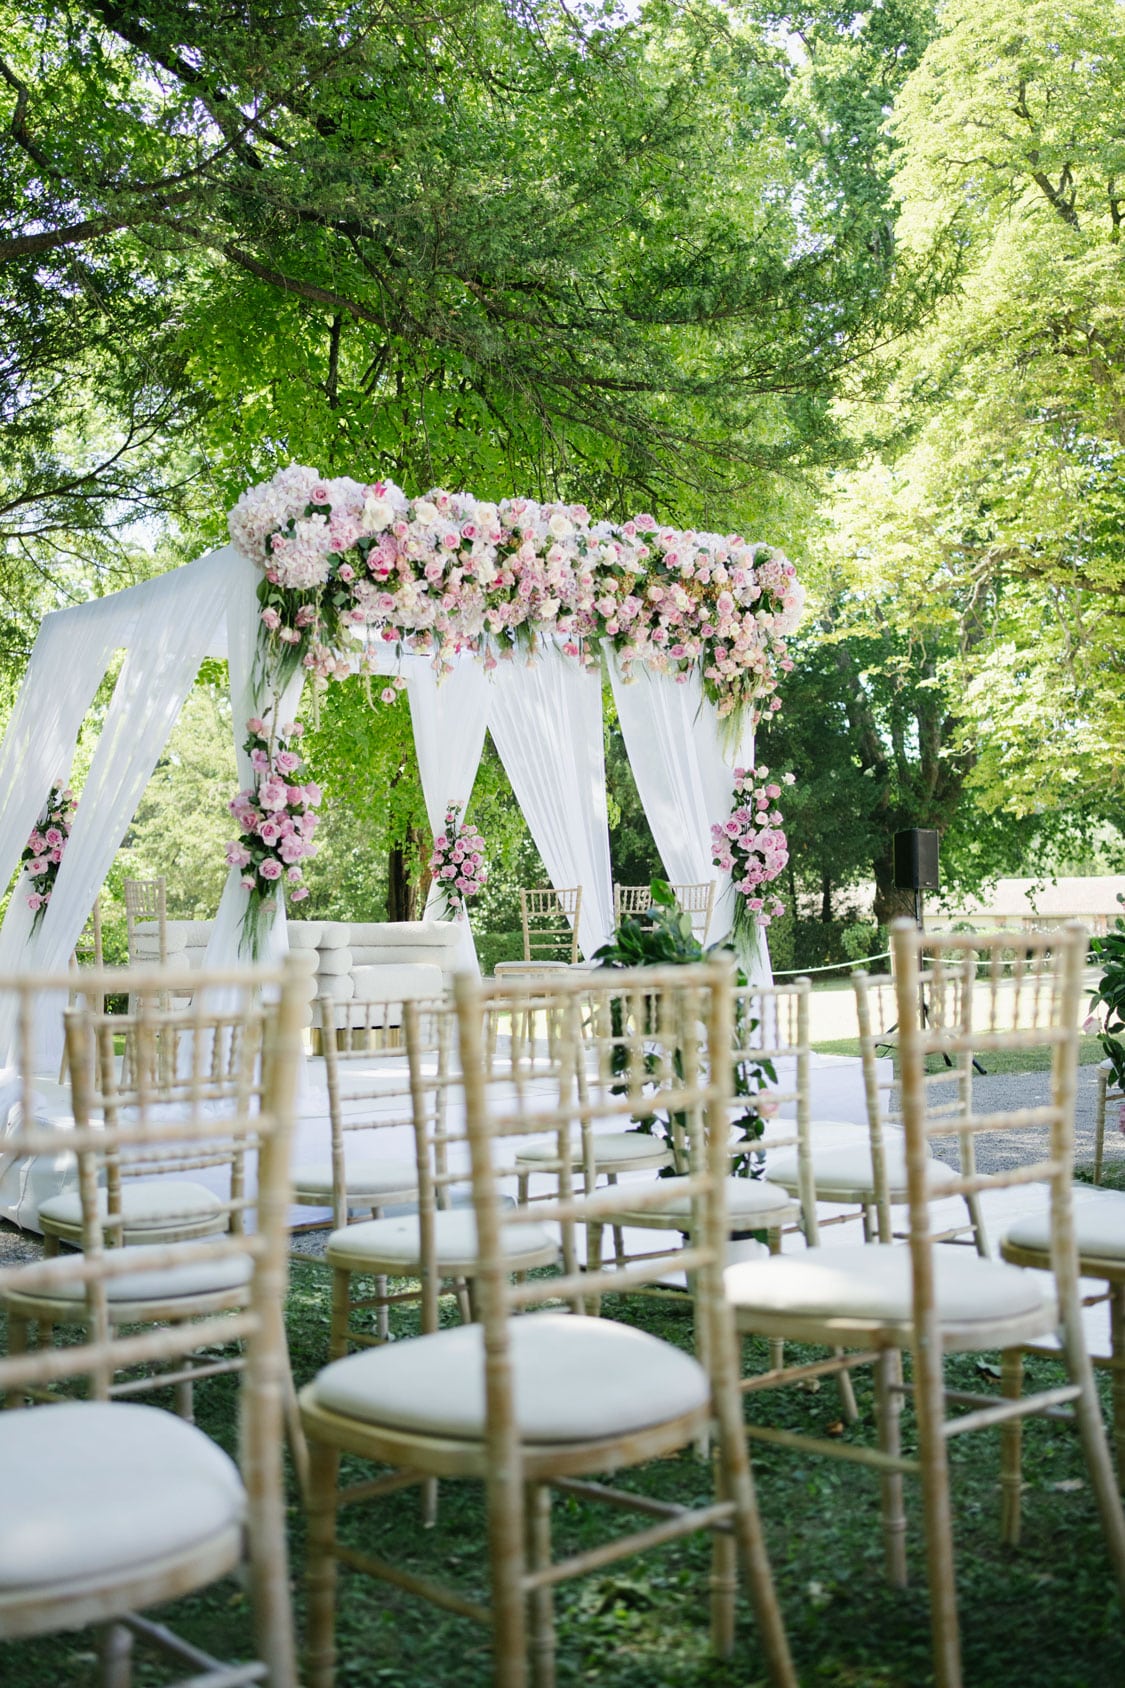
[[405, 658, 490, 975], [488, 642, 614, 960], [608, 659, 769, 981]]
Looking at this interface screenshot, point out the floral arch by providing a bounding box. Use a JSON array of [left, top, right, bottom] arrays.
[[223, 466, 803, 961]]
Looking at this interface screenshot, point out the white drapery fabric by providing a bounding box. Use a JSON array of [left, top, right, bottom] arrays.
[[488, 642, 614, 960], [0, 552, 233, 1068], [608, 659, 769, 981], [405, 659, 490, 975]]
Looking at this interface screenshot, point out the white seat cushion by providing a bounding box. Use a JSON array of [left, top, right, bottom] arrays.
[[38, 1181, 224, 1233], [766, 1140, 958, 1201], [610, 1175, 796, 1226], [305, 1312, 710, 1442], [725, 1242, 1054, 1329], [350, 964, 443, 1002], [8, 1247, 253, 1308], [291, 1160, 419, 1204], [287, 921, 324, 949], [0, 1401, 244, 1591], [515, 1132, 672, 1170], [1004, 1188, 1125, 1263], [326, 1209, 558, 1272]]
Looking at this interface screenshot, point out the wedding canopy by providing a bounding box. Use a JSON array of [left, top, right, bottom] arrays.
[[0, 544, 755, 985], [0, 470, 804, 1075]]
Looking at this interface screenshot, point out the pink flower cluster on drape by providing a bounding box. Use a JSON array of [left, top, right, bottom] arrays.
[[710, 765, 794, 932], [22, 780, 76, 932], [228, 465, 804, 723], [427, 803, 487, 914], [227, 720, 320, 952]]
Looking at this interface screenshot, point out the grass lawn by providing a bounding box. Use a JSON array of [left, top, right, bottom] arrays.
[[5, 1260, 1125, 1688], [811, 1034, 1108, 1074]]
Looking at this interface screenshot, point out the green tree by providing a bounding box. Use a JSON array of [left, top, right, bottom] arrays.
[[831, 0, 1125, 818]]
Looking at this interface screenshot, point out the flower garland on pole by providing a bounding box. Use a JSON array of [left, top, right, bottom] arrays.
[[427, 803, 487, 922], [226, 464, 806, 955], [710, 766, 794, 956], [226, 719, 320, 956], [21, 780, 77, 934]]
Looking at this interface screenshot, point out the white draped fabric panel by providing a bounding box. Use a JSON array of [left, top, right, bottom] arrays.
[[608, 658, 770, 982], [0, 551, 233, 1069], [488, 642, 614, 960], [405, 659, 491, 975], [0, 551, 232, 1222]]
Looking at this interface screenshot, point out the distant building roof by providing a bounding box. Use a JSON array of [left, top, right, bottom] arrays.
[[937, 876, 1125, 920]]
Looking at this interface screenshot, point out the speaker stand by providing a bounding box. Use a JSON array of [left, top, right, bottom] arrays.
[[880, 889, 986, 1076]]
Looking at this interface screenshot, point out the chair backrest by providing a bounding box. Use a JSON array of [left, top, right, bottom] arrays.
[[612, 881, 716, 944], [1, 959, 304, 1397], [317, 992, 451, 1232], [518, 885, 581, 964], [124, 876, 167, 964], [732, 977, 816, 1236], [454, 956, 737, 1335], [890, 919, 1087, 1316]]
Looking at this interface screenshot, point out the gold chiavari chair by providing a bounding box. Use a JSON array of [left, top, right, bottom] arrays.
[[298, 960, 796, 1688], [0, 959, 305, 1687], [723, 921, 1125, 1688]]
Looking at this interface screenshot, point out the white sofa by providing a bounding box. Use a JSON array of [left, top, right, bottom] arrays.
[[133, 917, 457, 1028]]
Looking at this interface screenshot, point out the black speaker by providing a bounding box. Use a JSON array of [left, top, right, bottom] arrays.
[[893, 828, 940, 891]]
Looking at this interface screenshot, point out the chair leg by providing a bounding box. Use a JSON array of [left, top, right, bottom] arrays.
[[606, 1172, 627, 1270], [1000, 1348, 1023, 1545], [766, 1231, 785, 1374], [709, 1450, 737, 1658], [305, 1439, 342, 1688], [328, 1266, 352, 1362], [965, 1192, 990, 1258], [5, 1311, 29, 1408], [1111, 1282, 1125, 1484], [875, 1349, 908, 1585], [527, 1483, 556, 1688], [711, 1355, 796, 1686], [1095, 1067, 1108, 1186], [911, 1312, 963, 1688], [99, 1620, 134, 1688], [1059, 1282, 1125, 1601]]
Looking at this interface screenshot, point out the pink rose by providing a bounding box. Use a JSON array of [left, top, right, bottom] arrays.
[[290, 885, 310, 902], [281, 721, 302, 738], [1083, 1015, 1102, 1036], [44, 828, 62, 849], [26, 893, 42, 911], [247, 717, 266, 735], [275, 750, 301, 774], [303, 782, 322, 805], [258, 778, 289, 811], [259, 858, 283, 881], [279, 833, 306, 864], [259, 818, 283, 845], [260, 608, 282, 632], [226, 842, 252, 868]]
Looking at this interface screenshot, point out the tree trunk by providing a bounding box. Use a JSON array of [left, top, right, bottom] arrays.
[[820, 870, 833, 924], [872, 850, 921, 927], [387, 845, 414, 921]]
